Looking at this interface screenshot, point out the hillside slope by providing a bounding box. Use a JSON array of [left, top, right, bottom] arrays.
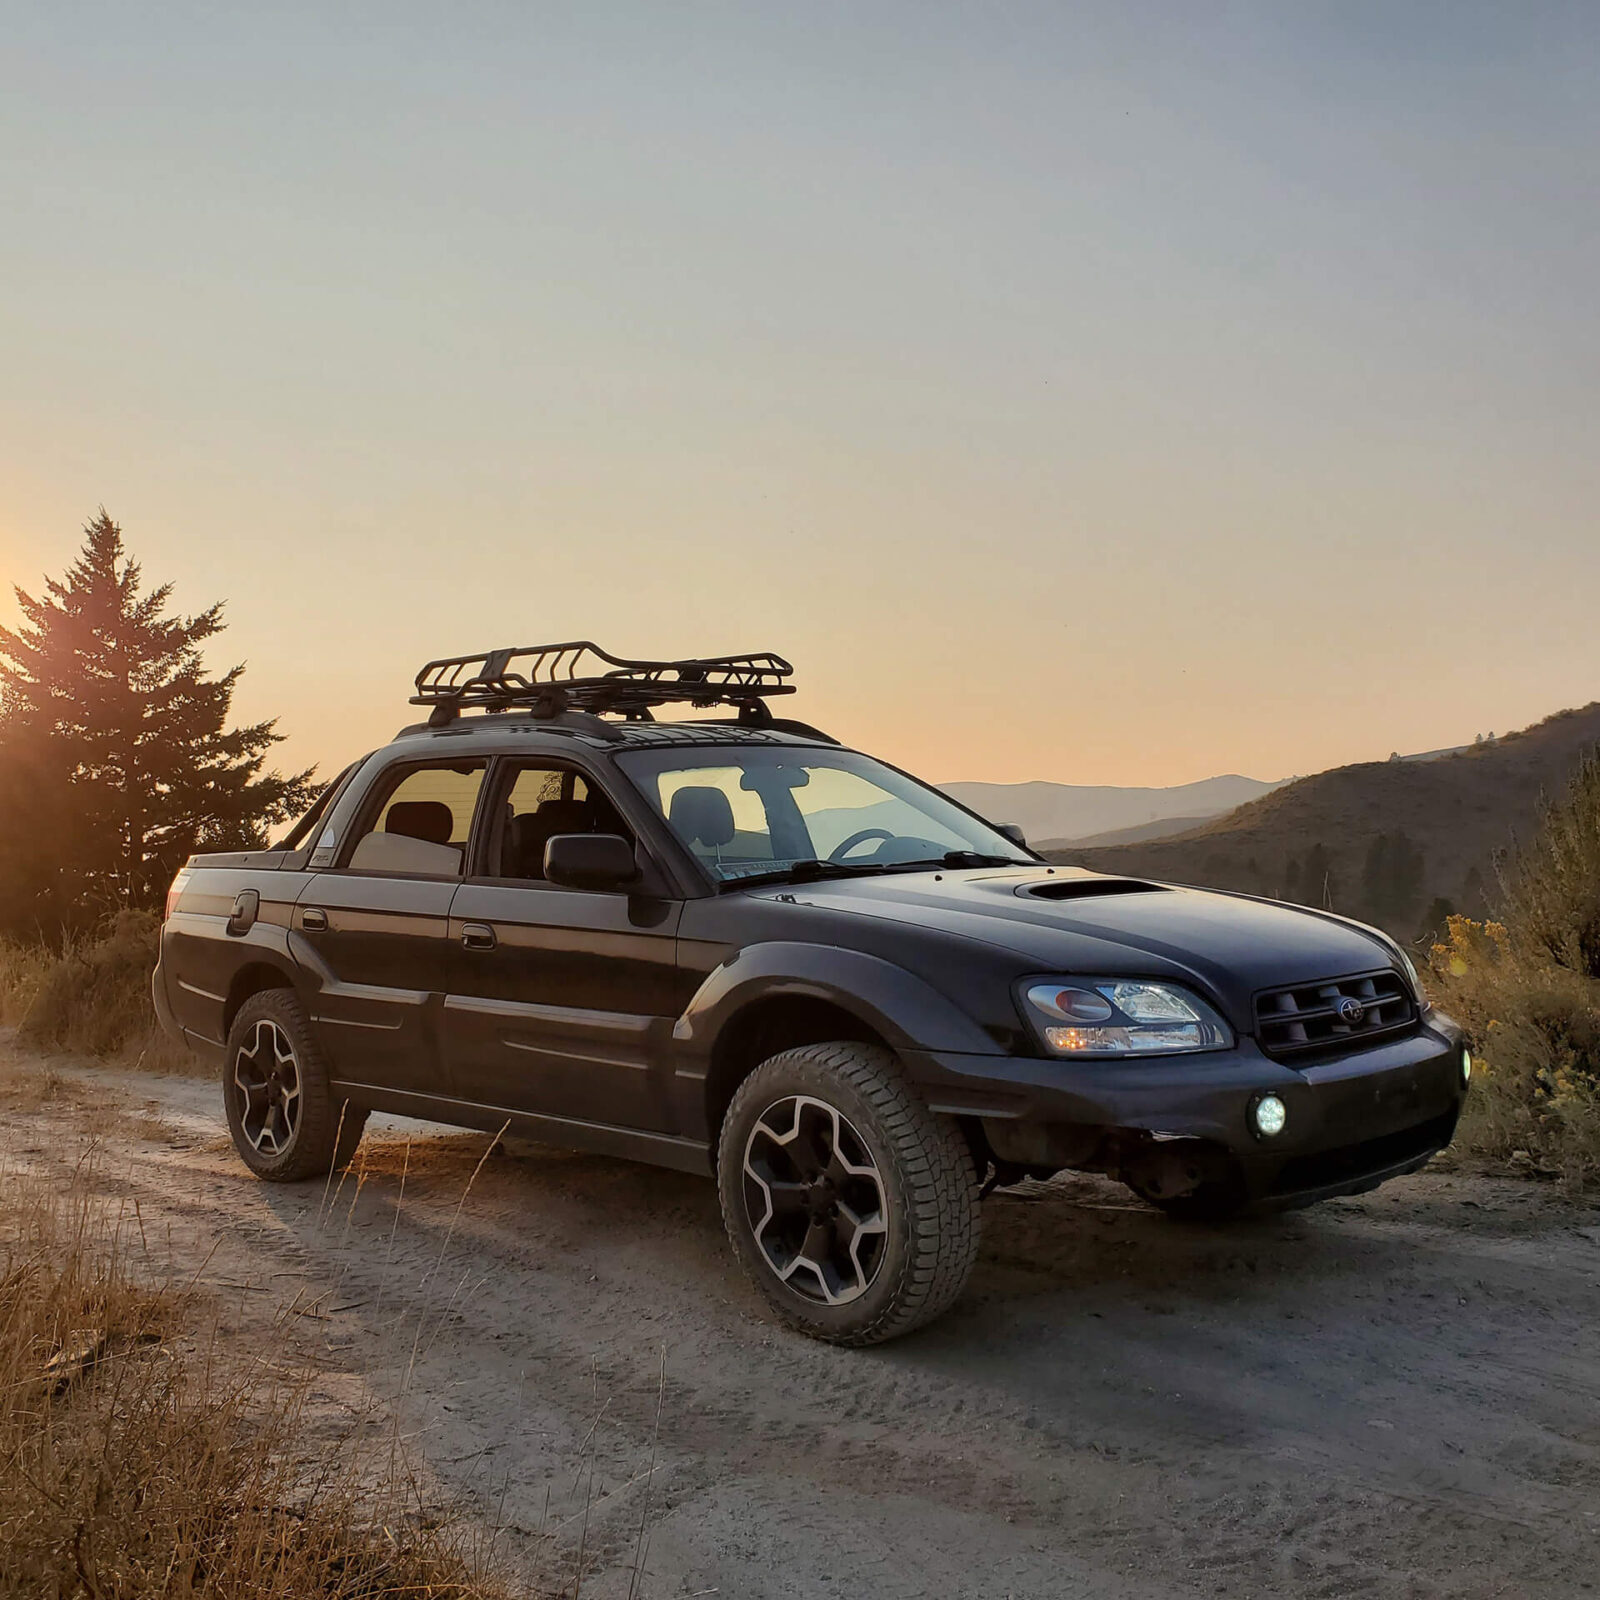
[[1035, 814, 1218, 851], [1047, 703, 1600, 941], [941, 774, 1281, 844]]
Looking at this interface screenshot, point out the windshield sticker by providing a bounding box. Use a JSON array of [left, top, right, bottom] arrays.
[[715, 859, 810, 881]]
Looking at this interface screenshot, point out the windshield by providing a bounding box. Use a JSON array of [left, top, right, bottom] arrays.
[[616, 745, 1034, 885]]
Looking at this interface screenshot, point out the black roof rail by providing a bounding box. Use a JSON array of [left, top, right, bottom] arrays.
[[688, 714, 840, 745], [392, 708, 627, 743], [411, 641, 797, 728]]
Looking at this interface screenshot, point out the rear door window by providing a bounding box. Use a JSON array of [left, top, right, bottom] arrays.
[[342, 762, 488, 878]]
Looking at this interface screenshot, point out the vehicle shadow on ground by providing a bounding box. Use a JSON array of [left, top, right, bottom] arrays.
[[271, 1125, 1397, 1342], [236, 1124, 1600, 1558]]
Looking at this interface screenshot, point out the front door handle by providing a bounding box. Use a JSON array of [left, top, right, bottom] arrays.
[[461, 923, 497, 952], [302, 907, 328, 931]]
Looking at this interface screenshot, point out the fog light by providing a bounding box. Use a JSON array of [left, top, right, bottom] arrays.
[[1253, 1094, 1287, 1138], [1460, 1047, 1473, 1087]]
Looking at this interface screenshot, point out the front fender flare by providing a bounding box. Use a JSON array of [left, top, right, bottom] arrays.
[[673, 940, 1002, 1071]]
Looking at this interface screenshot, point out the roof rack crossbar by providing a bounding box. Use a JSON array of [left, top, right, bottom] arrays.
[[411, 641, 796, 725]]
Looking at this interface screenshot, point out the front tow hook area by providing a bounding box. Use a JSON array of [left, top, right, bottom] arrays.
[[1119, 1137, 1237, 1204]]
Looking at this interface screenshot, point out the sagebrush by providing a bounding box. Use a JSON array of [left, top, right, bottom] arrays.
[[1428, 746, 1600, 1188]]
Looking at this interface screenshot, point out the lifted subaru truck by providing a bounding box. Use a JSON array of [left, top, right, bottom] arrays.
[[155, 643, 1470, 1344]]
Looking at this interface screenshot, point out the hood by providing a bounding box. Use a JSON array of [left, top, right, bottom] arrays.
[[751, 867, 1397, 1023]]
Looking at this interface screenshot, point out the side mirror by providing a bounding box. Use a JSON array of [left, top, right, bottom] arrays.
[[544, 833, 640, 892], [997, 822, 1027, 848]]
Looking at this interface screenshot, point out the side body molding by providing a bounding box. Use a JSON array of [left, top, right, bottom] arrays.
[[671, 941, 1004, 1132]]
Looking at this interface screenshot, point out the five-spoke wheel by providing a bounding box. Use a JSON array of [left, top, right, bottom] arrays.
[[232, 1018, 302, 1156], [222, 989, 367, 1181], [742, 1094, 889, 1305]]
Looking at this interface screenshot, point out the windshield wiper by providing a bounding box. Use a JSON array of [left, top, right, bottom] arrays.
[[887, 851, 1025, 870], [715, 859, 898, 892], [718, 851, 1024, 891]]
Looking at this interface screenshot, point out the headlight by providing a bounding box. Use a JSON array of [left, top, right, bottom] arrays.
[[1021, 979, 1233, 1058]]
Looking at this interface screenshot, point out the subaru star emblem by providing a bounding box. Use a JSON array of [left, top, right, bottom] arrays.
[[1337, 997, 1366, 1025]]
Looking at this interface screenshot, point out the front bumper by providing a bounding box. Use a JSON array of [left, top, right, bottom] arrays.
[[903, 1012, 1467, 1208]]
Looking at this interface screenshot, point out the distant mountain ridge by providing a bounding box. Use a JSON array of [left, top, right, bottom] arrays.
[[939, 775, 1283, 847], [1044, 702, 1600, 941]]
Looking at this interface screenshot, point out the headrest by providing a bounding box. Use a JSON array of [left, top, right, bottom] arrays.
[[668, 785, 736, 849], [512, 800, 593, 846], [385, 799, 455, 844]]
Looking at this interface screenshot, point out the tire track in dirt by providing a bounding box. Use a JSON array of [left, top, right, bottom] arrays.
[[6, 1054, 1598, 1598]]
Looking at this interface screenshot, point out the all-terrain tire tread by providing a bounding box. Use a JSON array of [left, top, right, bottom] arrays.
[[719, 1042, 980, 1346]]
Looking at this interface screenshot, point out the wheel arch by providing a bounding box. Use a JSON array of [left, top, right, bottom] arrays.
[[704, 991, 889, 1146], [223, 960, 300, 1038], [676, 942, 1002, 1145]]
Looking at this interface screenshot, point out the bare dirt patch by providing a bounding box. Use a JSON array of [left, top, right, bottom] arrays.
[[3, 1037, 1597, 1599]]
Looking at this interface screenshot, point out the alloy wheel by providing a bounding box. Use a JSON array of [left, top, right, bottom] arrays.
[[741, 1094, 889, 1305], [232, 1019, 302, 1157]]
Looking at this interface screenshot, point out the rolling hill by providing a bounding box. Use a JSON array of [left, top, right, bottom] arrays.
[[1045, 703, 1600, 941], [1033, 814, 1219, 852], [940, 775, 1282, 846]]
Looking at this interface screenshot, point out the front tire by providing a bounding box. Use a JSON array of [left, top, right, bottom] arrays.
[[223, 989, 368, 1182], [717, 1043, 980, 1345]]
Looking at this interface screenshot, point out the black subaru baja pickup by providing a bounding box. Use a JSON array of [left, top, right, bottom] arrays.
[[155, 643, 1470, 1344]]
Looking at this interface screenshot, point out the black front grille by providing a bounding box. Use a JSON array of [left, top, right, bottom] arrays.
[[1254, 968, 1418, 1059]]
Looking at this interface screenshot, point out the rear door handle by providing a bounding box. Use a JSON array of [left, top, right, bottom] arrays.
[[461, 923, 497, 952], [302, 907, 328, 931]]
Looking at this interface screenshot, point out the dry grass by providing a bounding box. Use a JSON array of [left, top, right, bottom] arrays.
[[1428, 917, 1600, 1188], [1426, 747, 1600, 1190], [0, 1146, 518, 1598], [0, 909, 191, 1073], [0, 938, 52, 1028]]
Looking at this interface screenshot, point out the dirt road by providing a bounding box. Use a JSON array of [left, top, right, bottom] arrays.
[[5, 1044, 1598, 1598]]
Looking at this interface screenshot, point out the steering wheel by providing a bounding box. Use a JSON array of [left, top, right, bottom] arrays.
[[828, 827, 896, 863]]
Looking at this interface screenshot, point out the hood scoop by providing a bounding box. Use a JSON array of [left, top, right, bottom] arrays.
[[1019, 877, 1167, 902]]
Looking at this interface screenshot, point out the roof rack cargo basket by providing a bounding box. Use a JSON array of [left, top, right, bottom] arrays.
[[411, 641, 796, 727]]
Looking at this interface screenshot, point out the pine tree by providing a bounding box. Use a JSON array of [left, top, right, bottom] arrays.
[[1361, 830, 1426, 931], [0, 511, 314, 932]]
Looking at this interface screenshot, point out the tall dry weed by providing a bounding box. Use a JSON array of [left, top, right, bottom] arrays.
[[0, 1147, 516, 1598], [0, 939, 51, 1028], [1, 909, 190, 1071]]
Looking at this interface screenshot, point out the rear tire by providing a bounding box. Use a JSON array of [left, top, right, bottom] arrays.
[[223, 989, 368, 1182], [717, 1043, 980, 1345]]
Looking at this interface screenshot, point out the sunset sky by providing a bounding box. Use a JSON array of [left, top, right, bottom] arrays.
[[3, 4, 1597, 789]]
